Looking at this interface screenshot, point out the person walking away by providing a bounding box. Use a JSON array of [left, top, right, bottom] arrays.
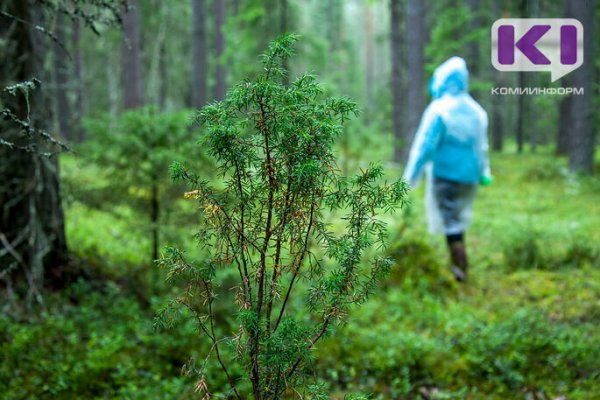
[[402, 56, 492, 282]]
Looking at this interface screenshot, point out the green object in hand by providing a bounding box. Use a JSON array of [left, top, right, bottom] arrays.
[[480, 175, 493, 186]]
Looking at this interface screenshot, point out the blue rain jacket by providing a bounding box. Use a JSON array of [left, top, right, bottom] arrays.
[[402, 57, 491, 186]]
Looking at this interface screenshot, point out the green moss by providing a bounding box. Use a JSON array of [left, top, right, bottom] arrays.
[[5, 146, 598, 398], [315, 149, 600, 399]]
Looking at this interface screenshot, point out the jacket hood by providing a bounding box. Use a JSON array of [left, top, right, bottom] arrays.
[[429, 56, 469, 99]]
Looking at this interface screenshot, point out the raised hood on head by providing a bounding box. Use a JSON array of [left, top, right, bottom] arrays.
[[429, 56, 469, 99]]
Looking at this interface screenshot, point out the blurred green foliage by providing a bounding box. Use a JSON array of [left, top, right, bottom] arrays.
[[71, 108, 211, 264], [4, 148, 599, 398], [0, 281, 199, 399], [82, 108, 198, 188], [2, 0, 599, 397]]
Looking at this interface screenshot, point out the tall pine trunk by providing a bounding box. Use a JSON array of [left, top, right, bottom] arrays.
[[556, 0, 573, 156], [390, 0, 404, 163], [365, 3, 374, 123], [214, 0, 226, 101], [122, 0, 144, 109], [528, 0, 540, 153], [326, 0, 341, 53], [0, 0, 68, 306], [192, 0, 207, 108], [404, 0, 426, 163], [159, 41, 167, 111], [150, 176, 159, 264], [569, 0, 596, 173], [466, 0, 480, 100], [557, 90, 572, 155], [491, 0, 504, 151], [280, 0, 290, 85], [72, 18, 85, 142], [53, 12, 72, 141], [515, 0, 529, 154], [516, 72, 525, 153]]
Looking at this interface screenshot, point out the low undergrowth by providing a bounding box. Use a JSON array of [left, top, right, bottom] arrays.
[[2, 149, 599, 399]]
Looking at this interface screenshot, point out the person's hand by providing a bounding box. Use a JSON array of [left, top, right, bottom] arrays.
[[480, 175, 493, 187]]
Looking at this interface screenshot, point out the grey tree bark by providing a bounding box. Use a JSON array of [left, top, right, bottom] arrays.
[[365, 3, 374, 122], [280, 0, 290, 84], [390, 0, 404, 163], [404, 0, 426, 163], [328, 0, 341, 50], [515, 0, 531, 154], [0, 0, 68, 306], [516, 71, 525, 153], [72, 18, 86, 142], [467, 0, 481, 76], [192, 0, 207, 108], [528, 0, 540, 153], [556, 0, 573, 156], [214, 0, 226, 101], [491, 0, 504, 151], [122, 0, 144, 109], [159, 41, 167, 111], [53, 12, 72, 141], [569, 0, 596, 173], [557, 89, 572, 155]]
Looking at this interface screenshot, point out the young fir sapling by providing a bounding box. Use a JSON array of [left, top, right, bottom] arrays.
[[158, 34, 408, 399]]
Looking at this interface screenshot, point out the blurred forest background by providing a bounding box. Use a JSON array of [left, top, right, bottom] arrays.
[[1, 0, 599, 399]]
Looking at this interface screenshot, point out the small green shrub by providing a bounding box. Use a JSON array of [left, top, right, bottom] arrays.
[[158, 34, 407, 399], [502, 227, 546, 271], [385, 234, 455, 294], [523, 159, 567, 181], [83, 107, 208, 264], [502, 227, 599, 272], [561, 235, 599, 268]]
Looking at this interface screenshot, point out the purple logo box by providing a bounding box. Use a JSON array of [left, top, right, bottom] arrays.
[[491, 19, 583, 82]]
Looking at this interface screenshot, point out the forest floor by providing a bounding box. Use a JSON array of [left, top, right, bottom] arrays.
[[1, 148, 599, 399], [317, 150, 600, 399]]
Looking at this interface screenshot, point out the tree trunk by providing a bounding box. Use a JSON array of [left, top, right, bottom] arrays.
[[192, 0, 207, 108], [0, 0, 68, 305], [516, 71, 525, 153], [466, 0, 480, 99], [365, 3, 374, 123], [159, 41, 168, 111], [53, 12, 72, 141], [230, 0, 239, 16], [159, 7, 168, 110], [280, 0, 287, 36], [122, 0, 144, 109], [556, 0, 573, 156], [528, 0, 540, 153], [150, 177, 159, 264], [327, 0, 342, 52], [214, 0, 226, 101], [72, 18, 85, 142], [491, 93, 504, 151], [515, 0, 529, 154], [569, 0, 596, 173], [491, 0, 504, 151], [390, 0, 403, 163], [557, 91, 572, 155], [404, 0, 426, 163], [280, 0, 290, 84]]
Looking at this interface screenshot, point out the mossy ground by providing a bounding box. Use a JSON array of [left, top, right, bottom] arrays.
[[1, 149, 598, 399], [317, 149, 600, 399]]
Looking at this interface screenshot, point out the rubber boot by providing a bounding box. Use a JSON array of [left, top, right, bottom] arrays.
[[448, 241, 468, 282]]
